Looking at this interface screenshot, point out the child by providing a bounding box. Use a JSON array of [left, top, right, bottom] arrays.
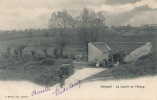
[[96, 61, 100, 67]]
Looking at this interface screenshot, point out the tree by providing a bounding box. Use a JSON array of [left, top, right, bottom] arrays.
[[76, 8, 106, 56], [48, 10, 74, 58]]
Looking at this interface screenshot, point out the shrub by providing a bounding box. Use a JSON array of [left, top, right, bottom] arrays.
[[35, 55, 45, 61], [60, 64, 75, 77], [55, 58, 72, 65], [87, 61, 96, 66], [40, 58, 55, 65], [63, 55, 70, 59]]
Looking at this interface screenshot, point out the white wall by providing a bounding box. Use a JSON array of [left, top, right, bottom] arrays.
[[88, 43, 109, 62]]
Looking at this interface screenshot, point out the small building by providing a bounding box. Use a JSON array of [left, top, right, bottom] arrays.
[[88, 42, 112, 62], [88, 42, 149, 62]]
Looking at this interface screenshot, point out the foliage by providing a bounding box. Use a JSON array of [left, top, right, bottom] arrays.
[[40, 58, 55, 65], [48, 10, 74, 58], [75, 8, 106, 53]]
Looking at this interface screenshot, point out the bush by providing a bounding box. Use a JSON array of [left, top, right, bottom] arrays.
[[60, 64, 75, 77], [40, 58, 55, 65], [55, 58, 72, 65], [35, 55, 45, 61], [63, 55, 70, 59], [87, 61, 96, 66]]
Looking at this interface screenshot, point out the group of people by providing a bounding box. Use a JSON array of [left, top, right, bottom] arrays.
[[6, 46, 26, 58], [95, 58, 120, 68]]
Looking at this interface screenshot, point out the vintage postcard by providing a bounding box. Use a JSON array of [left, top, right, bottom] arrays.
[[0, 0, 157, 100]]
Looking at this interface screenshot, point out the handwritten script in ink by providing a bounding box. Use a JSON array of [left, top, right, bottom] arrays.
[[31, 80, 80, 96], [31, 87, 50, 96], [53, 80, 80, 96]]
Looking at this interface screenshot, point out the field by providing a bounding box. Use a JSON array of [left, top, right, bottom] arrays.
[[0, 31, 156, 56]]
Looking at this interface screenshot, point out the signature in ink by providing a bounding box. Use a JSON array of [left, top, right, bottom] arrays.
[[31, 87, 50, 96], [53, 80, 80, 96]]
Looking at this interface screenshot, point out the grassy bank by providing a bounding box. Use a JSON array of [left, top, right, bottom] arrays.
[[0, 54, 74, 86], [83, 52, 157, 82], [111, 52, 157, 78]]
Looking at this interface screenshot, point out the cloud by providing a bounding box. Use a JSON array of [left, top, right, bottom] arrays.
[[105, 0, 141, 5], [92, 3, 135, 14], [93, 0, 157, 14], [135, 0, 157, 9], [124, 10, 157, 26], [0, 0, 157, 30], [102, 5, 157, 26], [0, 7, 53, 30], [92, 0, 157, 26], [0, 0, 105, 10]]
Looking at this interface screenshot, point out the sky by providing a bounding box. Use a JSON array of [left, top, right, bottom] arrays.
[[0, 0, 157, 30]]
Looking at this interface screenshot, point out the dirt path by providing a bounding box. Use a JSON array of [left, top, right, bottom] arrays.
[[54, 67, 107, 87], [65, 68, 106, 84]]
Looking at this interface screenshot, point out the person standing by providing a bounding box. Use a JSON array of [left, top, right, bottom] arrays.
[[59, 68, 66, 88], [7, 47, 11, 56], [103, 59, 107, 67], [14, 49, 18, 57]]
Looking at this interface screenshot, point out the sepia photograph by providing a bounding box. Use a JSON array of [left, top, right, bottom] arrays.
[[0, 0, 157, 100]]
